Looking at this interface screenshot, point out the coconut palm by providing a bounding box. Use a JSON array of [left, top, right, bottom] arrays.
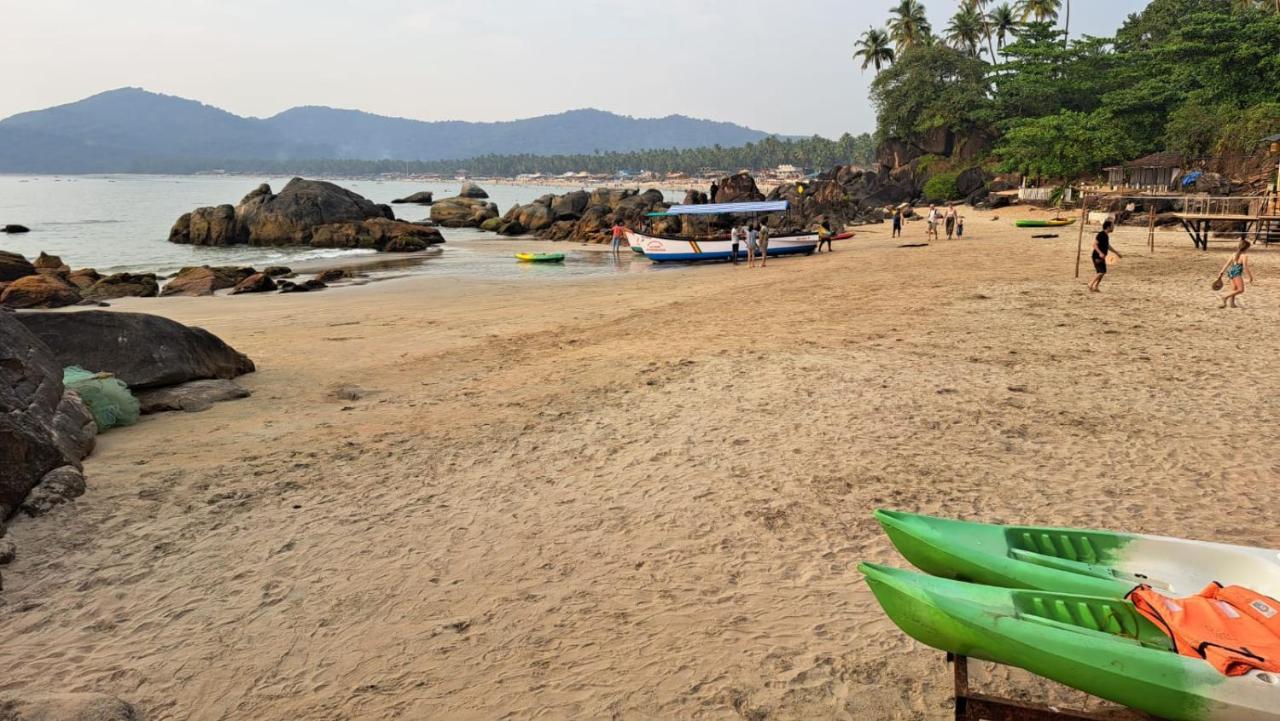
[[945, 6, 987, 58], [888, 0, 933, 50], [964, 0, 1000, 65], [1015, 0, 1061, 22], [989, 2, 1021, 51], [854, 27, 896, 72]]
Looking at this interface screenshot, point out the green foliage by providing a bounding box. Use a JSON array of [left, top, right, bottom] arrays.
[[870, 44, 992, 141], [922, 172, 961, 202], [1217, 103, 1280, 154], [1164, 100, 1227, 157], [995, 111, 1135, 178]]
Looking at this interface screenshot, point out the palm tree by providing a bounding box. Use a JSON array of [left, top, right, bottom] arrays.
[[888, 0, 932, 50], [964, 0, 1000, 65], [1015, 0, 1061, 22], [854, 27, 896, 72], [989, 2, 1020, 52], [945, 7, 986, 58]]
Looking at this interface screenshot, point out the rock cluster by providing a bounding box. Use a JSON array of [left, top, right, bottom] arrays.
[[169, 178, 445, 252], [490, 187, 672, 242], [430, 196, 500, 228], [391, 191, 434, 205]]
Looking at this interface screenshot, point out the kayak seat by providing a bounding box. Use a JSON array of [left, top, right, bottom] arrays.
[[1012, 591, 1174, 650], [1007, 528, 1113, 564]]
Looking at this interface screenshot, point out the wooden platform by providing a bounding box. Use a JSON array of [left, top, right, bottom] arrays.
[[1171, 214, 1280, 250], [949, 655, 1167, 721]]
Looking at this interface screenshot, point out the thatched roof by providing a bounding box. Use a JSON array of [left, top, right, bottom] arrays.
[[1124, 152, 1184, 169]]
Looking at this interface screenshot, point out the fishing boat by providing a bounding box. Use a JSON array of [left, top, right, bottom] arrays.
[[631, 201, 820, 262], [1015, 218, 1076, 228], [860, 563, 1280, 721], [874, 509, 1280, 598], [515, 252, 565, 263]]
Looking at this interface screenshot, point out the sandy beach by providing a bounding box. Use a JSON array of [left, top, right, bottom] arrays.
[[3, 213, 1279, 720]]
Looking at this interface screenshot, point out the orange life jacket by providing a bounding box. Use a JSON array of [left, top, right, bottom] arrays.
[[1129, 583, 1280, 676]]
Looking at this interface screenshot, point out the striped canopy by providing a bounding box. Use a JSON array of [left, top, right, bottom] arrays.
[[647, 200, 789, 217]]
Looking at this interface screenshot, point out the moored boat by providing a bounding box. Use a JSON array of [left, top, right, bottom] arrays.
[[635, 200, 819, 262]]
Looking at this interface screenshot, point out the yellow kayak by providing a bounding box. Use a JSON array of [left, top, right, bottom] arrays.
[[515, 252, 565, 263]]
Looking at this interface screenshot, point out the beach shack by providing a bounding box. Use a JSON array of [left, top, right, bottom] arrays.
[[1104, 152, 1185, 191]]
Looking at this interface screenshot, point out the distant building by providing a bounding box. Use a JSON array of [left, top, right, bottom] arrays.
[[1104, 152, 1185, 191]]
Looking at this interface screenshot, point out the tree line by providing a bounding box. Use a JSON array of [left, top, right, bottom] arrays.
[[131, 133, 877, 178], [854, 0, 1280, 180]]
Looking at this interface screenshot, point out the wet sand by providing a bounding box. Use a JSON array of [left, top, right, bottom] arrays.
[[2, 211, 1278, 720]]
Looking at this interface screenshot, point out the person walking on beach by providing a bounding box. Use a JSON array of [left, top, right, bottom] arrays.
[[730, 225, 742, 265], [747, 224, 760, 268], [610, 221, 627, 253], [1088, 220, 1120, 292], [815, 219, 833, 253], [944, 203, 958, 240], [758, 223, 771, 267], [926, 205, 940, 242], [891, 206, 903, 238], [956, 212, 965, 238], [1216, 240, 1255, 308]]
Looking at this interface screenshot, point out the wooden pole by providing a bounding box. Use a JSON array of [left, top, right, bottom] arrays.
[[1147, 205, 1156, 254], [1074, 193, 1088, 278]]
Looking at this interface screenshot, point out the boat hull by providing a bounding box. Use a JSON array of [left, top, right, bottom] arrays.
[[1016, 219, 1076, 228], [875, 509, 1280, 598], [859, 564, 1280, 721], [626, 230, 818, 262]]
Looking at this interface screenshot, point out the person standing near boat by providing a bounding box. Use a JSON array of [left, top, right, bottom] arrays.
[[610, 221, 627, 254], [730, 225, 742, 265], [926, 205, 940, 242], [758, 223, 771, 267], [1088, 220, 1120, 293], [747, 224, 760, 268], [1216, 240, 1254, 308], [815, 219, 833, 253]]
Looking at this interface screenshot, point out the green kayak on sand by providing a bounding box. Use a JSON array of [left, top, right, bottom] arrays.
[[515, 252, 565, 263], [1015, 218, 1076, 228], [874, 509, 1280, 599], [859, 563, 1280, 721]]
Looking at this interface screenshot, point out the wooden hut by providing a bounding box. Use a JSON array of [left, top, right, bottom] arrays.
[[1104, 152, 1185, 191]]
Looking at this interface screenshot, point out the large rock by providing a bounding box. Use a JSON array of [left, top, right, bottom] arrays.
[[84, 272, 159, 300], [160, 266, 254, 297], [169, 204, 237, 246], [135, 379, 250, 414], [21, 465, 86, 516], [237, 179, 390, 246], [230, 272, 276, 295], [66, 268, 102, 290], [0, 313, 94, 521], [14, 310, 255, 390], [551, 190, 591, 220], [2, 224, 31, 234], [32, 252, 68, 273], [0, 273, 81, 309], [0, 250, 35, 281], [430, 197, 500, 228], [955, 167, 990, 198], [458, 182, 489, 199], [0, 692, 138, 721], [310, 218, 444, 251], [391, 191, 434, 205], [712, 173, 765, 204]]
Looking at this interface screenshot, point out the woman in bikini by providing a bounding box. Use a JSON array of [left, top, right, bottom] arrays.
[[1217, 239, 1254, 308]]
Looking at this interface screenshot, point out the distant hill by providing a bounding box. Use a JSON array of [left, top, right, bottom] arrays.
[[0, 88, 774, 173]]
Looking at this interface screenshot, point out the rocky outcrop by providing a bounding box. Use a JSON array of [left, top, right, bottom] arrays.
[[0, 250, 36, 281], [2, 224, 30, 234], [84, 272, 159, 300], [66, 268, 101, 290], [0, 313, 96, 522], [33, 252, 69, 273], [458, 182, 489, 199], [263, 266, 292, 277], [160, 266, 254, 297], [0, 273, 81, 309], [310, 218, 444, 251], [14, 310, 255, 390], [135, 379, 250, 414], [167, 179, 434, 253], [278, 278, 327, 293], [20, 465, 86, 517], [430, 197, 500, 228], [712, 173, 765, 204], [230, 272, 276, 295], [391, 191, 434, 205]]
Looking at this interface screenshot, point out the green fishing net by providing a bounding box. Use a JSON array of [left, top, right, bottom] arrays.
[[63, 366, 140, 430]]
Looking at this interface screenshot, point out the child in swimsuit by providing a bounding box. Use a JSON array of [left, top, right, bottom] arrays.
[[1217, 240, 1254, 308]]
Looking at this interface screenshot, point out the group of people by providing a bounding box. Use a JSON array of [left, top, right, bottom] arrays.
[[729, 223, 772, 267], [1089, 219, 1256, 308], [888, 203, 965, 242]]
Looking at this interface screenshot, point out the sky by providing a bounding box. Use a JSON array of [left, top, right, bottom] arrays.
[[2, 0, 1151, 138]]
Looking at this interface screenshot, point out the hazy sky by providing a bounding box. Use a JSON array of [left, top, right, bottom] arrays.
[[3, 0, 1150, 137]]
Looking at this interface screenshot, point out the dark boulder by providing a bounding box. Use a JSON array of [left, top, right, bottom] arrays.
[[66, 268, 102, 290], [160, 266, 254, 297], [310, 217, 444, 251], [458, 182, 489, 199], [391, 191, 434, 205], [236, 179, 391, 246], [14, 310, 255, 390], [430, 197, 500, 228], [0, 313, 94, 521], [230, 272, 276, 295], [2, 224, 30, 234], [0, 273, 81, 309], [383, 235, 430, 252], [682, 190, 709, 205], [0, 250, 35, 281], [551, 190, 591, 220], [713, 173, 765, 204], [955, 167, 990, 198], [33, 252, 69, 273], [135, 379, 250, 414], [84, 272, 159, 300], [278, 278, 327, 294], [20, 465, 86, 517], [263, 266, 292, 277], [169, 204, 237, 246]]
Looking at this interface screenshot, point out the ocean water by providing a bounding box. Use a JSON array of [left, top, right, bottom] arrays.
[[0, 175, 677, 279]]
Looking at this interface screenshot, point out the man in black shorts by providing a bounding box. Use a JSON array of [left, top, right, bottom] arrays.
[[1089, 220, 1121, 292]]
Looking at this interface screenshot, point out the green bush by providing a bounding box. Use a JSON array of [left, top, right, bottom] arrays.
[[923, 172, 960, 202]]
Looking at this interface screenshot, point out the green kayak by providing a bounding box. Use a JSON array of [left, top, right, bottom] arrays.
[[515, 252, 565, 263], [875, 510, 1280, 599], [1015, 218, 1076, 228], [860, 563, 1280, 721]]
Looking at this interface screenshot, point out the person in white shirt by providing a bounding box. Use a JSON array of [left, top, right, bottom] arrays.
[[747, 225, 760, 268], [926, 205, 940, 242], [730, 225, 742, 265]]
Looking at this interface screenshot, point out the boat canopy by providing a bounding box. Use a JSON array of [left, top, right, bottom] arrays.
[[646, 200, 789, 217]]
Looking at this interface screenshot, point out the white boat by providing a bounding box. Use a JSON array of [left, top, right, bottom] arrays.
[[634, 200, 818, 262]]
